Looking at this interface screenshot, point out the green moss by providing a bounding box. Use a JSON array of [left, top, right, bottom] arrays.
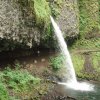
[[49, 0, 63, 18], [71, 52, 100, 81], [92, 52, 100, 72], [30, 0, 51, 27], [72, 54, 84, 75], [71, 54, 94, 80], [71, 38, 100, 49], [78, 0, 99, 37]]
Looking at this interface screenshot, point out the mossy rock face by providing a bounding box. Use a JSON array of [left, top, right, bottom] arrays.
[[0, 0, 79, 51], [29, 0, 51, 27], [78, 0, 100, 38], [55, 0, 79, 38], [0, 0, 100, 52], [0, 0, 41, 50]]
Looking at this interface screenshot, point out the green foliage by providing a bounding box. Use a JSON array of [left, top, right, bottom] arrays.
[[50, 4, 60, 18], [29, 0, 51, 27], [41, 24, 56, 48], [3, 68, 40, 92], [42, 24, 52, 40], [71, 52, 100, 81], [92, 52, 100, 72], [0, 66, 40, 98], [72, 54, 84, 74], [49, 0, 62, 17], [72, 38, 100, 49], [78, 0, 99, 37], [0, 83, 9, 100], [77, 72, 98, 80], [50, 54, 65, 71]]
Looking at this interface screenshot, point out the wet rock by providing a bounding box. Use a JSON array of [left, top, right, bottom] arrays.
[[0, 0, 79, 52], [34, 60, 37, 64], [56, 0, 79, 38]]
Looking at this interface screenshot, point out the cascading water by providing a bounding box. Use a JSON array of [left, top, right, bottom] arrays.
[[50, 16, 77, 82], [50, 16, 94, 91]]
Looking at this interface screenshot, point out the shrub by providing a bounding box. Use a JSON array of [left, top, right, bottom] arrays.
[[3, 68, 40, 92], [50, 54, 65, 71]]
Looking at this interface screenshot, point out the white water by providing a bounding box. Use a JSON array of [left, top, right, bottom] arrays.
[[50, 16, 94, 91]]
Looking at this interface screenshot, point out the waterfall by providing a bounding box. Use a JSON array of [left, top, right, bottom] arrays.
[[50, 16, 77, 82], [50, 16, 94, 91]]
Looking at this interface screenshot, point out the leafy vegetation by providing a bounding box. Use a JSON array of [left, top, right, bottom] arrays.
[[49, 0, 62, 17], [3, 68, 40, 91], [0, 82, 9, 100], [71, 52, 100, 81], [72, 54, 84, 75], [92, 52, 100, 72], [50, 54, 65, 71], [29, 0, 51, 27], [78, 0, 99, 37], [0, 64, 40, 99], [72, 38, 100, 49]]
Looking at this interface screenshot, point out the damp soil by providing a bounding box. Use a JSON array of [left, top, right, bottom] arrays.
[[0, 48, 55, 68]]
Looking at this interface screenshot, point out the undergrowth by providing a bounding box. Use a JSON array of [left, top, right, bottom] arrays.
[[92, 52, 100, 72], [78, 0, 99, 37], [50, 54, 65, 71], [0, 82, 9, 100], [72, 54, 84, 76], [71, 38, 100, 49], [0, 64, 40, 99]]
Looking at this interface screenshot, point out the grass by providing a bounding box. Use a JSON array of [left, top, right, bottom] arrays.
[[71, 52, 100, 80], [71, 38, 100, 49], [92, 52, 100, 72], [0, 64, 40, 99], [72, 54, 84, 75]]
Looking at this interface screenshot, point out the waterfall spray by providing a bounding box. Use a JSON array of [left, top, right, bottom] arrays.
[[50, 16, 94, 91]]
